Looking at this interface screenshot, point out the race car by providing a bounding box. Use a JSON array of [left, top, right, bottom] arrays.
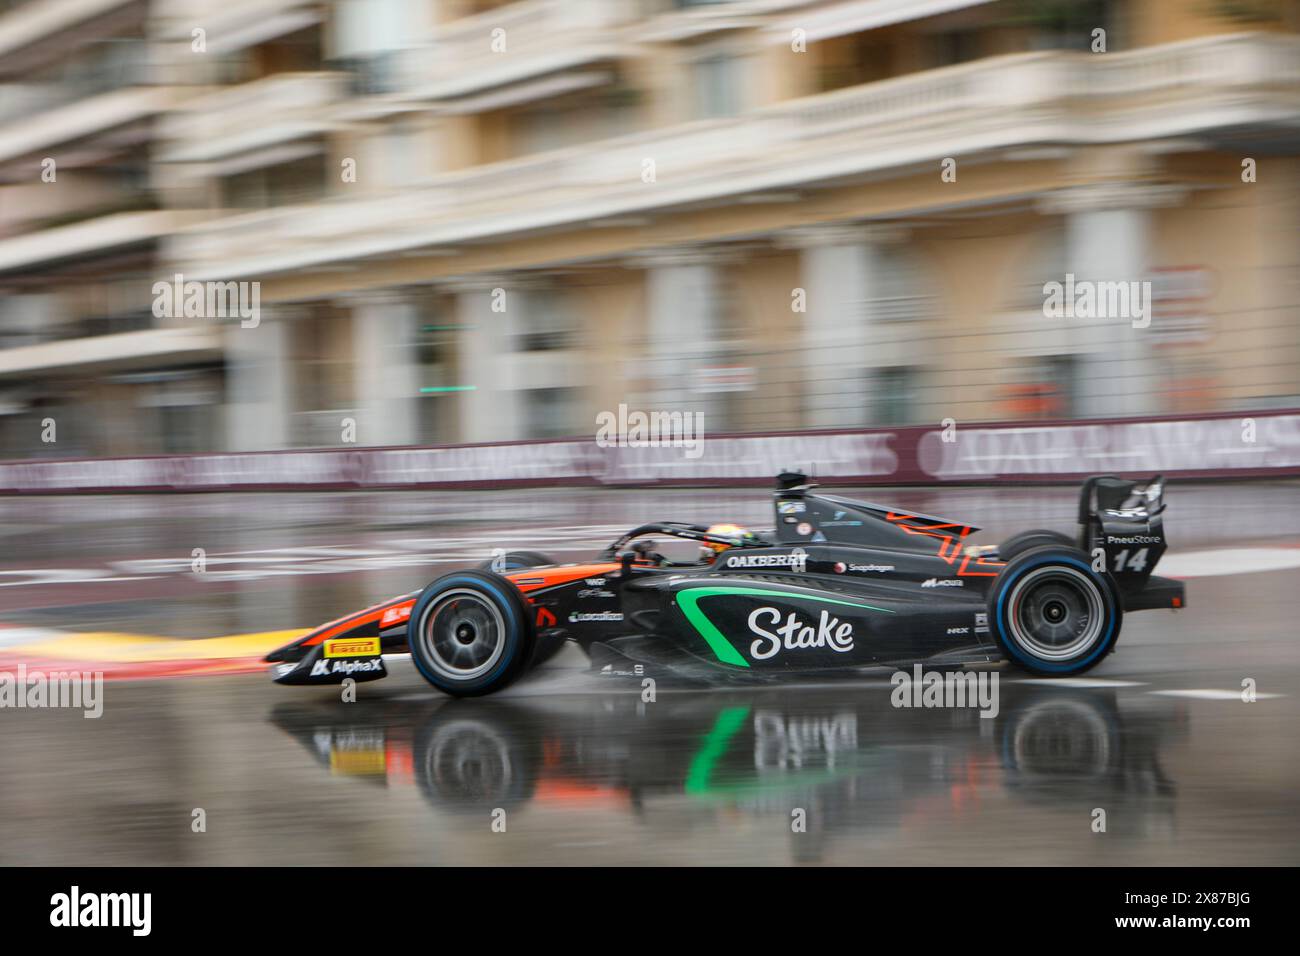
[[266, 471, 1184, 697]]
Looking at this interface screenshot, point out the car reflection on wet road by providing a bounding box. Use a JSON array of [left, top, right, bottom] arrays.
[[271, 679, 1190, 864]]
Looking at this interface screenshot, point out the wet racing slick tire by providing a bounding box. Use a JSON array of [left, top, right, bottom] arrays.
[[998, 529, 1077, 563], [408, 570, 535, 697], [476, 550, 557, 572], [989, 546, 1122, 676], [474, 551, 567, 666]]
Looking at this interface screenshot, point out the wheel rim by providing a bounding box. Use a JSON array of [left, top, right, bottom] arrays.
[[1006, 566, 1105, 662], [1011, 700, 1111, 778], [427, 721, 512, 800], [419, 589, 506, 681]]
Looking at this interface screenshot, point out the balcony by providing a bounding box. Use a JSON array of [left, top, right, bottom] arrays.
[[171, 32, 1300, 280], [398, 0, 637, 101], [161, 71, 347, 164], [0, 209, 208, 274], [155, 0, 322, 55], [0, 83, 178, 164], [0, 0, 136, 62], [0, 325, 224, 379]]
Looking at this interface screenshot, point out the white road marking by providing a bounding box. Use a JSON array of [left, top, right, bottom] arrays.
[[1149, 689, 1283, 700], [1158, 547, 1300, 579], [0, 626, 63, 649], [1015, 678, 1147, 688]]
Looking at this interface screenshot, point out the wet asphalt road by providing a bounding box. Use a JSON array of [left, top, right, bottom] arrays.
[[0, 483, 1297, 865]]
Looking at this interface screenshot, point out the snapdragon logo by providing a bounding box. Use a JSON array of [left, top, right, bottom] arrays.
[[152, 273, 261, 328], [1043, 273, 1151, 329], [50, 886, 150, 936], [891, 664, 999, 719], [0, 665, 102, 718], [595, 403, 704, 459]]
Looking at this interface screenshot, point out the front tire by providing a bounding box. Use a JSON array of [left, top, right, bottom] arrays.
[[989, 547, 1121, 676], [474, 550, 567, 667], [476, 550, 557, 572], [408, 570, 534, 697]]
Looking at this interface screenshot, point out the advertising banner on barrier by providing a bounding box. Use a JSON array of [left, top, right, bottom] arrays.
[[0, 410, 1296, 493]]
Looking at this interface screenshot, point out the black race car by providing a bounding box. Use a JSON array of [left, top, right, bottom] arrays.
[[266, 472, 1184, 696]]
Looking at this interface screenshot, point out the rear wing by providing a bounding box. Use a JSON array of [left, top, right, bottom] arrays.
[[1078, 474, 1178, 606], [1077, 474, 1165, 527]]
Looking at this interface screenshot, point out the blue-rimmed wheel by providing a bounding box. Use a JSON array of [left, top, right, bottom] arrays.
[[476, 550, 557, 572], [990, 547, 1122, 675], [408, 570, 534, 697]]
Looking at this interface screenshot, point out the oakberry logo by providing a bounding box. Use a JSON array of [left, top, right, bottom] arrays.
[[726, 548, 807, 572]]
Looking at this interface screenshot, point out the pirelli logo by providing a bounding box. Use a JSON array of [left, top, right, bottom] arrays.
[[323, 637, 382, 659]]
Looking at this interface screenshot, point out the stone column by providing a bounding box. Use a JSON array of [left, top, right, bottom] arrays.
[[636, 247, 721, 423], [223, 307, 294, 451], [1039, 182, 1185, 418], [349, 290, 419, 447], [785, 223, 906, 428], [453, 276, 521, 443]]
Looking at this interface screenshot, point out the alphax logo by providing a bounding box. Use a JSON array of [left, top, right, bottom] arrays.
[[311, 658, 382, 676]]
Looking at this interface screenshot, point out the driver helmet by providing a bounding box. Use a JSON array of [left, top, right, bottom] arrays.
[[701, 523, 748, 561]]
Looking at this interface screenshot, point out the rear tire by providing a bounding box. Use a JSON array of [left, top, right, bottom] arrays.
[[999, 529, 1076, 562], [408, 570, 534, 697], [989, 546, 1121, 676]]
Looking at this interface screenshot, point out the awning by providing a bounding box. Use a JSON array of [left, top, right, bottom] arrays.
[[770, 0, 998, 44], [159, 1, 322, 53], [442, 71, 614, 115]]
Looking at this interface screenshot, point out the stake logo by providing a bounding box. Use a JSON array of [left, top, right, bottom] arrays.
[[747, 606, 855, 660]]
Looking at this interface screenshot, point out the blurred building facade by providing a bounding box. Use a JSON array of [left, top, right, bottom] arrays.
[[0, 0, 1298, 457]]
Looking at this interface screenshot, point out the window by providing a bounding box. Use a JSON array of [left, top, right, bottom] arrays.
[[523, 388, 579, 439], [1013, 0, 1121, 52], [693, 53, 742, 119], [518, 289, 577, 352], [220, 152, 327, 209], [1013, 225, 1066, 312], [1004, 355, 1076, 420], [873, 246, 937, 323], [872, 365, 922, 426], [931, 29, 983, 68]]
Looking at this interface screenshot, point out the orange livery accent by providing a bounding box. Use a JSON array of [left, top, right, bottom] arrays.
[[505, 563, 622, 594], [886, 513, 1005, 577]]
